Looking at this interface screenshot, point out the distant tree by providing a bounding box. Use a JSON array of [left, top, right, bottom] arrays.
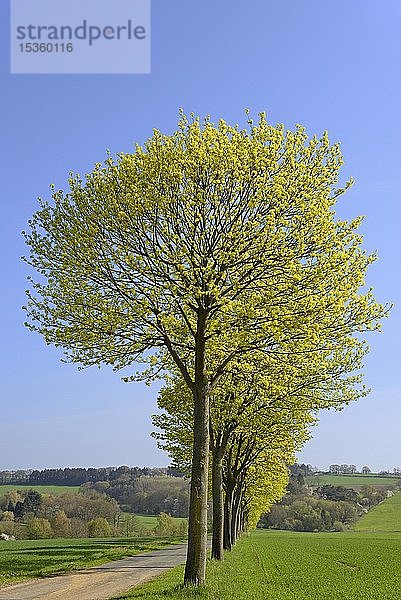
[[23, 490, 42, 515], [0, 491, 20, 514], [88, 517, 112, 538], [154, 512, 178, 536], [51, 510, 71, 537], [362, 466, 371, 474], [93, 481, 111, 493], [26, 517, 52, 539], [287, 474, 306, 495]]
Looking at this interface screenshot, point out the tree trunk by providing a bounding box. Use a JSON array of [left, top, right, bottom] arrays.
[[223, 486, 233, 550], [211, 446, 224, 560], [184, 310, 209, 585], [231, 488, 240, 546]]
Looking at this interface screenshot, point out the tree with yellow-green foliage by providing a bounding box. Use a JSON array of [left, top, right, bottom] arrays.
[[24, 111, 387, 584], [154, 372, 312, 556], [221, 407, 311, 550], [153, 327, 375, 561]]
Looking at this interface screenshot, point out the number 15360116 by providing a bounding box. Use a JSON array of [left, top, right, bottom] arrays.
[[19, 42, 74, 52]]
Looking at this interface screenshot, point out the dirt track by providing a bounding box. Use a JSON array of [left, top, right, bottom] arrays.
[[0, 543, 187, 600]]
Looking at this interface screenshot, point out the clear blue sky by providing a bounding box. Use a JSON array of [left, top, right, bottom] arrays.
[[1, 0, 400, 471]]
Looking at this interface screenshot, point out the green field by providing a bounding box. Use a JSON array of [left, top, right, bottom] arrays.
[[0, 485, 79, 496], [115, 530, 401, 600], [132, 515, 187, 530], [306, 474, 401, 489], [354, 491, 401, 532], [0, 536, 186, 587]]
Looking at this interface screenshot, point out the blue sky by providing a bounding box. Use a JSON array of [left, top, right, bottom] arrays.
[[1, 0, 400, 471]]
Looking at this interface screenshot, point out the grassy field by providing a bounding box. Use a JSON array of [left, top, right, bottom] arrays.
[[0, 536, 186, 587], [306, 474, 401, 489], [354, 491, 401, 532], [0, 485, 79, 496], [115, 530, 401, 600], [132, 515, 187, 530]]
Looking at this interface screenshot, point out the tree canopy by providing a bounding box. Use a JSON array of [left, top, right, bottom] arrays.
[[24, 111, 387, 583]]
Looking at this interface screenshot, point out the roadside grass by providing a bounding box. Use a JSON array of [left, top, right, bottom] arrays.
[[306, 474, 401, 489], [0, 485, 79, 496], [115, 530, 401, 600], [0, 536, 186, 587], [354, 491, 401, 531]]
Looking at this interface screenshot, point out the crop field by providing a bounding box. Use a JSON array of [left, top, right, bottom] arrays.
[[354, 491, 401, 532], [306, 474, 401, 489], [0, 485, 79, 496], [0, 536, 186, 587], [116, 530, 401, 600]]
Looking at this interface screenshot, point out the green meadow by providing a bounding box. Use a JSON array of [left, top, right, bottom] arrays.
[[306, 474, 401, 489], [132, 514, 187, 530], [115, 493, 401, 599], [116, 529, 401, 600], [354, 491, 401, 532]]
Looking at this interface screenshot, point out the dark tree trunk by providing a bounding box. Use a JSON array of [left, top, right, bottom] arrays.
[[184, 310, 209, 585], [223, 485, 233, 550], [211, 446, 224, 560]]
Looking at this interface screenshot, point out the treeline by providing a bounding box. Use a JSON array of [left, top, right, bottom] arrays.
[[0, 488, 119, 539], [259, 473, 391, 532], [0, 488, 187, 540], [83, 475, 189, 517], [0, 466, 181, 486]]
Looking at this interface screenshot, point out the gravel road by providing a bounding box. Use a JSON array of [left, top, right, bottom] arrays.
[[0, 543, 187, 600]]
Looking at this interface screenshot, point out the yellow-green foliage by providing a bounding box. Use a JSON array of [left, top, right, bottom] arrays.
[[23, 112, 388, 567], [24, 112, 386, 387], [243, 454, 290, 529]]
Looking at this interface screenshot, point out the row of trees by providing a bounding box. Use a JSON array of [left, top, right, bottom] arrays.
[[23, 466, 174, 487], [328, 464, 358, 474], [327, 465, 401, 476], [24, 112, 387, 583]]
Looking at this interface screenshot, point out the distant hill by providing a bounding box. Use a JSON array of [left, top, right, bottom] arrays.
[[354, 491, 401, 531], [306, 474, 401, 490]]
